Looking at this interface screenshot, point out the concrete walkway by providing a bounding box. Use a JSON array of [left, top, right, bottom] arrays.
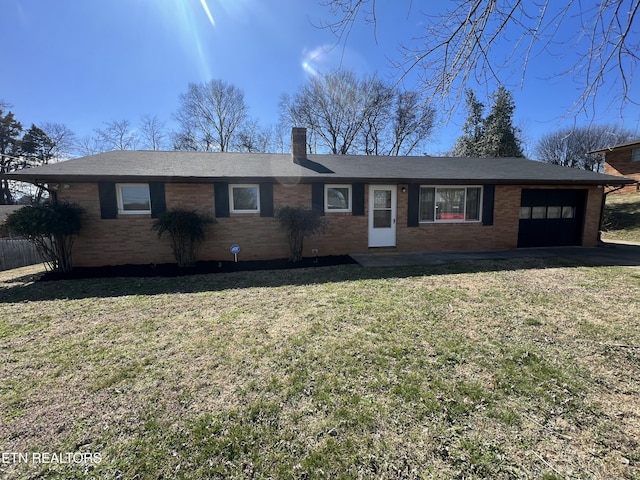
[[350, 242, 640, 269]]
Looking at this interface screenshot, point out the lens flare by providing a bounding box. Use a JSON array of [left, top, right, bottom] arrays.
[[199, 0, 215, 27], [301, 44, 370, 77], [301, 45, 333, 77]]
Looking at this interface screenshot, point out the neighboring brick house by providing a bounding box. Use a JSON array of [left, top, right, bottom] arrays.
[[5, 128, 635, 267], [592, 139, 640, 194]]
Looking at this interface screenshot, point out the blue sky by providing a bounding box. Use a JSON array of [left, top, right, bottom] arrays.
[[1, 0, 638, 156]]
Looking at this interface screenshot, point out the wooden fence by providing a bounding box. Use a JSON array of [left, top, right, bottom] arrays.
[[0, 238, 44, 271]]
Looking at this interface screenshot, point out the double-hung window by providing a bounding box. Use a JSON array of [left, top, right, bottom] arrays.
[[230, 184, 260, 213], [325, 184, 352, 212], [117, 184, 151, 214], [419, 186, 482, 222]]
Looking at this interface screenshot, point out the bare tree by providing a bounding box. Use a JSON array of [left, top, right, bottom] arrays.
[[174, 80, 248, 152], [360, 77, 394, 155], [272, 122, 290, 153], [95, 119, 138, 150], [75, 135, 105, 156], [281, 69, 435, 155], [320, 1, 639, 116], [138, 114, 167, 150], [387, 91, 436, 156], [234, 120, 275, 153], [281, 70, 367, 154], [535, 125, 637, 171], [40, 123, 76, 160]]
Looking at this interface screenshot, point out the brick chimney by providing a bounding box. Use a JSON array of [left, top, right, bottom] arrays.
[[291, 127, 307, 160]]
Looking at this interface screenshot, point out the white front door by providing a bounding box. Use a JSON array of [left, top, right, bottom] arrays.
[[368, 185, 397, 247]]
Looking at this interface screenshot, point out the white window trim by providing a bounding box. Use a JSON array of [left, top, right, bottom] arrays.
[[117, 183, 151, 215], [229, 184, 261, 214], [324, 184, 352, 213], [419, 185, 483, 223]]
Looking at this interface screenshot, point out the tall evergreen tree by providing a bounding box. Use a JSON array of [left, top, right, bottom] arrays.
[[21, 125, 57, 203], [0, 108, 74, 204], [0, 109, 23, 204], [453, 87, 523, 158], [482, 86, 523, 157], [452, 90, 485, 157], [21, 125, 55, 165]]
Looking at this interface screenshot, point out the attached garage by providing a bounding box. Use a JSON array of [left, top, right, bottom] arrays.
[[517, 189, 587, 247]]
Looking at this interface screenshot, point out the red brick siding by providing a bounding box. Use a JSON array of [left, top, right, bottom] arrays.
[[58, 183, 174, 267], [604, 149, 640, 194], [165, 183, 214, 211], [396, 184, 520, 252], [58, 182, 605, 267], [584, 186, 604, 246], [274, 183, 312, 209]]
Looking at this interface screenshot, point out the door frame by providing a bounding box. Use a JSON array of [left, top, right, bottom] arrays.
[[368, 184, 397, 247]]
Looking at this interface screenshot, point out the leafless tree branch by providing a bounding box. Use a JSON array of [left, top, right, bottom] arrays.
[[319, 0, 640, 118]]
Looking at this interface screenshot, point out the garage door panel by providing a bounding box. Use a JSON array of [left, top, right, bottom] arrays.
[[517, 189, 587, 247]]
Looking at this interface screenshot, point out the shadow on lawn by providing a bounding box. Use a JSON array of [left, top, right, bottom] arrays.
[[0, 253, 623, 303], [604, 197, 640, 231]]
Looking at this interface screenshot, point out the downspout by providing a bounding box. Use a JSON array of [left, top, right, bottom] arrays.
[[598, 184, 626, 243]]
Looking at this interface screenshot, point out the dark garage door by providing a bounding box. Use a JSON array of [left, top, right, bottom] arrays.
[[517, 189, 587, 247]]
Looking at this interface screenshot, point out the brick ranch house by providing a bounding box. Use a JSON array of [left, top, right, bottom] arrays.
[[592, 138, 640, 194], [5, 128, 635, 267]]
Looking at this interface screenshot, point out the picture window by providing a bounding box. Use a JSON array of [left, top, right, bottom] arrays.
[[419, 186, 482, 222], [117, 184, 151, 214], [325, 185, 352, 212], [230, 185, 260, 213]]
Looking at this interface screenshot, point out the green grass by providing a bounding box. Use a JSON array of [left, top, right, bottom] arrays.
[[0, 260, 639, 479], [602, 192, 640, 242]]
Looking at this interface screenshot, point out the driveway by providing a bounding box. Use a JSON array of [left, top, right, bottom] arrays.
[[350, 242, 640, 269]]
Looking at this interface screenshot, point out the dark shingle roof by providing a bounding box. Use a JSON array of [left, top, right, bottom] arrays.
[[5, 150, 635, 186]]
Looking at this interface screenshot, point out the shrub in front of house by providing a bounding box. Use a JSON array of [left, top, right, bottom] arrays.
[[152, 209, 216, 267], [276, 206, 327, 262], [4, 201, 84, 273]]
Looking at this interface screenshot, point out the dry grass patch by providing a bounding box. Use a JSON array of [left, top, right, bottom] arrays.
[[0, 260, 639, 479]]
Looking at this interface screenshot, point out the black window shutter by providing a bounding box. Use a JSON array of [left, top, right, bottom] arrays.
[[214, 182, 230, 218], [98, 181, 118, 219], [259, 183, 274, 217], [311, 183, 324, 216], [352, 183, 365, 216], [482, 184, 495, 226], [149, 182, 166, 218], [407, 184, 420, 227]]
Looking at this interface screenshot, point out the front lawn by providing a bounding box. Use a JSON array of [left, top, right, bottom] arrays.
[[1, 260, 639, 479]]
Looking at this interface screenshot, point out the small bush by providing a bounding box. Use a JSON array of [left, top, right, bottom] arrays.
[[276, 206, 326, 262], [4, 201, 84, 272], [152, 209, 215, 267]]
